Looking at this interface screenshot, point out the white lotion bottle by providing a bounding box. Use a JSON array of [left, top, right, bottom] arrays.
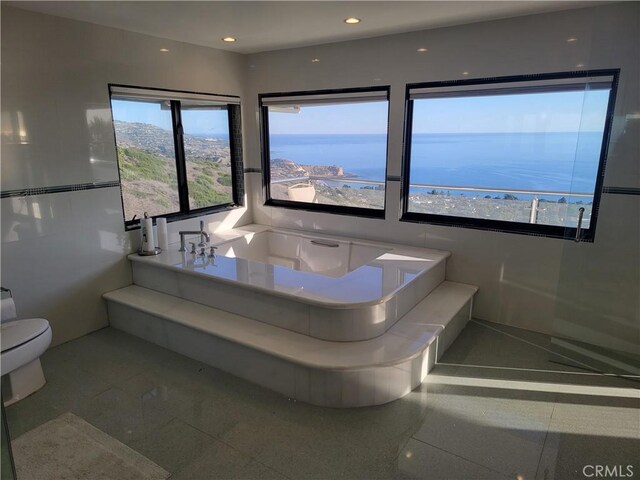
[[156, 217, 168, 251]]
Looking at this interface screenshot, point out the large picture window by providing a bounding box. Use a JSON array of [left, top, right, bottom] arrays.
[[260, 87, 390, 218], [109, 85, 244, 228], [402, 71, 618, 241]]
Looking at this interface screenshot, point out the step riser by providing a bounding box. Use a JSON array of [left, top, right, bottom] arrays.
[[104, 279, 476, 407], [131, 260, 446, 342], [107, 301, 441, 407], [436, 297, 474, 361]]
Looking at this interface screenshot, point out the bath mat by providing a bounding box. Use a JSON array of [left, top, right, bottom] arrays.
[[12, 413, 169, 480]]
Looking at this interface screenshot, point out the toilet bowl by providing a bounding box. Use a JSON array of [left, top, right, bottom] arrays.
[[1, 293, 52, 406], [1, 319, 52, 406]]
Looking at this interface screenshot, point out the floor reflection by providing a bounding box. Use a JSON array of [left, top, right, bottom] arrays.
[[5, 320, 639, 479]]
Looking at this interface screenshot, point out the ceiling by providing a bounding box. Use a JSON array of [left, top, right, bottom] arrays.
[[8, 1, 609, 54]]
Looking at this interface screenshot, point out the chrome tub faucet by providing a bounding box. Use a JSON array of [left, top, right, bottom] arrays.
[[178, 220, 210, 252]]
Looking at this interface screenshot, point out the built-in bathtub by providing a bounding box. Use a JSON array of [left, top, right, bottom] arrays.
[[215, 230, 390, 278], [105, 224, 477, 407], [129, 225, 450, 341]]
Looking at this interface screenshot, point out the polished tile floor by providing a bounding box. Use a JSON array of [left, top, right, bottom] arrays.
[[6, 320, 639, 480]]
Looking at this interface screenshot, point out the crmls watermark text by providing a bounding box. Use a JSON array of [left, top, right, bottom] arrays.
[[583, 465, 634, 478]]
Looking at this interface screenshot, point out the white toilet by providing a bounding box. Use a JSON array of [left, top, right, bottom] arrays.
[[1, 290, 52, 406]]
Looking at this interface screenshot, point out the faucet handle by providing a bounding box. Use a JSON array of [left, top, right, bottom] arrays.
[[198, 220, 209, 247], [189, 242, 197, 254], [209, 246, 217, 258]]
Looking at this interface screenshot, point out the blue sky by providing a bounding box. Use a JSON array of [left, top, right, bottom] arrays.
[[112, 89, 610, 136], [411, 90, 610, 134], [111, 99, 229, 135], [269, 102, 389, 134]]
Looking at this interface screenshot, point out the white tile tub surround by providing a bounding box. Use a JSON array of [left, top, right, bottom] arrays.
[[1, 6, 252, 346], [129, 225, 450, 341], [104, 281, 477, 407], [242, 1, 640, 350]]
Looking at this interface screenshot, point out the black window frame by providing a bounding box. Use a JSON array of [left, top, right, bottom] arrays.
[[400, 70, 620, 242], [108, 84, 245, 230], [259, 86, 391, 219]]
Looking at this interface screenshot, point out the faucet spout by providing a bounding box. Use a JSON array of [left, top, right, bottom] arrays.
[[178, 220, 210, 252]]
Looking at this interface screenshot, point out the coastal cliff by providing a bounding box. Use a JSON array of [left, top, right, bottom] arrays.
[[271, 158, 345, 178]]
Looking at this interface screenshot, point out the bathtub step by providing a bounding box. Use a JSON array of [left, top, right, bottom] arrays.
[[103, 281, 477, 407]]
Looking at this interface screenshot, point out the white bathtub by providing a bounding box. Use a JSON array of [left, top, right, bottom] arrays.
[[215, 230, 389, 278], [128, 225, 450, 341]]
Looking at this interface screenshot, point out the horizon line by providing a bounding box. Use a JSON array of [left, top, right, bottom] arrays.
[[269, 130, 603, 135], [114, 120, 602, 136]]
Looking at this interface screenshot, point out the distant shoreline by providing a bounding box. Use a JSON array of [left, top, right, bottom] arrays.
[[267, 131, 604, 136]]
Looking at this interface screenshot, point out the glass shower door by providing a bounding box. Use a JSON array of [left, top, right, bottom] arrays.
[[1, 399, 16, 480], [549, 80, 640, 378]]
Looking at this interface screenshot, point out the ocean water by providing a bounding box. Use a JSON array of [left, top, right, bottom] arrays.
[[269, 132, 604, 198]]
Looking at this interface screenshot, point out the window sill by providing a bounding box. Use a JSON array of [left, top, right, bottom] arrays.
[[124, 203, 241, 231], [400, 212, 594, 242], [264, 199, 385, 220]]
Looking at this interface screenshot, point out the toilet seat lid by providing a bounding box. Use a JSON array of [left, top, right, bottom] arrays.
[[1, 318, 50, 352]]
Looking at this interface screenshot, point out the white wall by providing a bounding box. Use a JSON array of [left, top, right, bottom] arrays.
[[1, 6, 252, 346], [243, 3, 639, 354], [2, 4, 638, 354]]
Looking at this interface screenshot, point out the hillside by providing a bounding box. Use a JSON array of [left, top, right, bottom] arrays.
[[114, 121, 230, 163], [114, 121, 232, 219]]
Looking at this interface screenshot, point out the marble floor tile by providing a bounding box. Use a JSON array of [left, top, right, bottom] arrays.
[[5, 325, 637, 480], [48, 334, 151, 385], [411, 383, 556, 478], [440, 320, 586, 373], [216, 385, 434, 480], [396, 438, 508, 480], [70, 387, 175, 447], [536, 430, 640, 480], [234, 459, 290, 480], [170, 439, 286, 480], [12, 413, 169, 480], [129, 418, 220, 473], [536, 393, 640, 480], [5, 391, 65, 440]]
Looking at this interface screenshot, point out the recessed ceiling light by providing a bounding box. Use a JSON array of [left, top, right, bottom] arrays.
[[567, 37, 578, 43], [159, 48, 169, 52], [344, 17, 361, 24], [462, 71, 469, 76], [222, 37, 237, 43], [417, 48, 428, 53], [576, 63, 585, 68], [311, 58, 320, 63]]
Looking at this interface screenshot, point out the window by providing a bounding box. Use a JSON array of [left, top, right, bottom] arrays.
[[260, 87, 390, 218], [402, 71, 618, 241], [109, 85, 244, 228]]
